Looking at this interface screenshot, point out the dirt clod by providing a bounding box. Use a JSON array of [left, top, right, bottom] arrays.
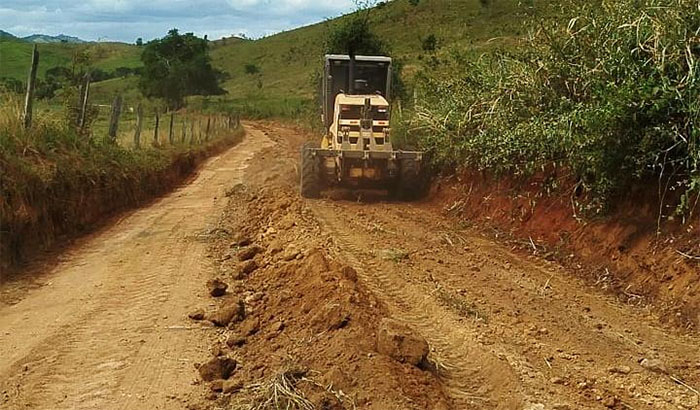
[[340, 265, 358, 282], [207, 279, 228, 297], [209, 380, 224, 392], [237, 245, 263, 261], [240, 317, 260, 336], [640, 358, 668, 374], [376, 318, 429, 366], [231, 233, 252, 248], [238, 260, 258, 277], [608, 365, 632, 375], [198, 356, 237, 382], [226, 335, 246, 348], [209, 298, 245, 327], [222, 380, 243, 394], [313, 303, 350, 331], [188, 309, 206, 321], [281, 248, 300, 261]]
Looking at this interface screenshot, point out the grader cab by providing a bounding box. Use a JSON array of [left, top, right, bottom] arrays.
[[300, 54, 424, 199]]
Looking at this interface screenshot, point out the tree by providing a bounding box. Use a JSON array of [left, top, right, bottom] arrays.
[[135, 37, 143, 46], [325, 10, 387, 56], [139, 29, 225, 109], [324, 2, 406, 101]]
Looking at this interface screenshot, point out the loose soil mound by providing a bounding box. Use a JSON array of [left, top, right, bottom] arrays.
[[192, 185, 450, 409]]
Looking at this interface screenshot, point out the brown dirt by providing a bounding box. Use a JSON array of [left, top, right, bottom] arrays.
[[430, 171, 700, 329], [0, 128, 271, 409], [1, 121, 699, 410], [190, 122, 700, 409], [0, 132, 242, 275]]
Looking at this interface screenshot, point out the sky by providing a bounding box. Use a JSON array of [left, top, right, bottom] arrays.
[[0, 0, 356, 43]]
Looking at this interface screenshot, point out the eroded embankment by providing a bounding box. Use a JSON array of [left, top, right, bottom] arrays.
[[0, 129, 243, 276], [432, 172, 700, 329], [185, 122, 700, 410]]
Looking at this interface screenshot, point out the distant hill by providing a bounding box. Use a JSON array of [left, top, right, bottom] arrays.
[[22, 34, 86, 44], [0, 30, 17, 40]]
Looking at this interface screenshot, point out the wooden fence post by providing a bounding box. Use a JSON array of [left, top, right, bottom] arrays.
[[108, 95, 123, 142], [168, 112, 175, 144], [22, 44, 39, 129], [153, 110, 160, 145], [133, 103, 143, 149], [205, 116, 211, 141], [78, 73, 91, 131]]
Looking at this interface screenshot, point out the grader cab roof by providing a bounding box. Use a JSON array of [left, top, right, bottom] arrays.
[[322, 54, 393, 128]]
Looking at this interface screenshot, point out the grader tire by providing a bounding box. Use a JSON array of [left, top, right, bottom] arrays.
[[300, 142, 321, 198], [393, 158, 420, 201]]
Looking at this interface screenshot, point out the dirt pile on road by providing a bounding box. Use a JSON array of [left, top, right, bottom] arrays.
[[189, 184, 450, 409]]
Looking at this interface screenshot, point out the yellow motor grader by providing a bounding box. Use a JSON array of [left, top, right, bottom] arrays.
[[300, 54, 424, 199]]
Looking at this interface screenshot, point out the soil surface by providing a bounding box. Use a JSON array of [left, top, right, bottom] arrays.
[[1, 122, 699, 410]]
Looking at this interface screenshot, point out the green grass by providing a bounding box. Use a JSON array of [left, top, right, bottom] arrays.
[[209, 0, 531, 102], [0, 38, 142, 81], [2, 1, 535, 120], [0, 91, 243, 271]]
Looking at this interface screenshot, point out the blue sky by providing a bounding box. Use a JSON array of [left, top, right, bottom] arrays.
[[0, 0, 356, 42]]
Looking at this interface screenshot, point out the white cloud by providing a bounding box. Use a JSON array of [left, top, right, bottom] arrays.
[[0, 0, 355, 42]]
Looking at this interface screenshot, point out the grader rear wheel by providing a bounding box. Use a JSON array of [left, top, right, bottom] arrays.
[[300, 142, 321, 198], [390, 158, 420, 200]]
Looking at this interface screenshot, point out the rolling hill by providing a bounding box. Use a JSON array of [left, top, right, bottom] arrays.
[[208, 0, 533, 101], [0, 30, 17, 39], [22, 34, 86, 44], [1, 0, 539, 111], [0, 40, 142, 81]]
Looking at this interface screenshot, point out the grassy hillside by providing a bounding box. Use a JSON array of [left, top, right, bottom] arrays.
[[209, 0, 531, 101], [0, 39, 142, 81], [1, 1, 535, 118]]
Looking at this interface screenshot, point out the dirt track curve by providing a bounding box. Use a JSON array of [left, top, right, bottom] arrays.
[[1, 122, 699, 410], [0, 128, 273, 409]]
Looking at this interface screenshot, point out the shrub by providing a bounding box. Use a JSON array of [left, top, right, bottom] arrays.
[[244, 63, 260, 75], [421, 34, 438, 52], [409, 0, 700, 217]]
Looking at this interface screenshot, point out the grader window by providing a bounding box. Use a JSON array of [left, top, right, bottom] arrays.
[[340, 105, 362, 119]]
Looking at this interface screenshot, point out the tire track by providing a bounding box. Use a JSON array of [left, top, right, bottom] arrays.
[[311, 203, 527, 409], [0, 128, 273, 410]]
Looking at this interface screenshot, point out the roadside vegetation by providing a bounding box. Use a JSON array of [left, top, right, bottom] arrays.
[[0, 29, 240, 271], [407, 0, 700, 217]]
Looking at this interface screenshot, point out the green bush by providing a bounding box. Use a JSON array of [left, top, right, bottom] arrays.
[[409, 0, 700, 216]]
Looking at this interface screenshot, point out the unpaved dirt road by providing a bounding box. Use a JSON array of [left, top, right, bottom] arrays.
[[1, 122, 699, 410], [0, 128, 273, 409]]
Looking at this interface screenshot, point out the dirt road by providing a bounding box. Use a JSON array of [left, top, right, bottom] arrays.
[[1, 122, 699, 410], [0, 128, 273, 409]]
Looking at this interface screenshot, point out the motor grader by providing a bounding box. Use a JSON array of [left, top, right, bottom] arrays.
[[300, 54, 424, 199]]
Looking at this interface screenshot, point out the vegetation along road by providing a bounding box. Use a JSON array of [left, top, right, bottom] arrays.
[[1, 122, 698, 409]]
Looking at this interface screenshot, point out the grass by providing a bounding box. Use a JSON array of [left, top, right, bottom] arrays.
[[208, 0, 530, 99], [2, 1, 537, 122], [200, 0, 538, 121], [0, 39, 142, 81], [0, 91, 243, 271], [408, 0, 700, 217]]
